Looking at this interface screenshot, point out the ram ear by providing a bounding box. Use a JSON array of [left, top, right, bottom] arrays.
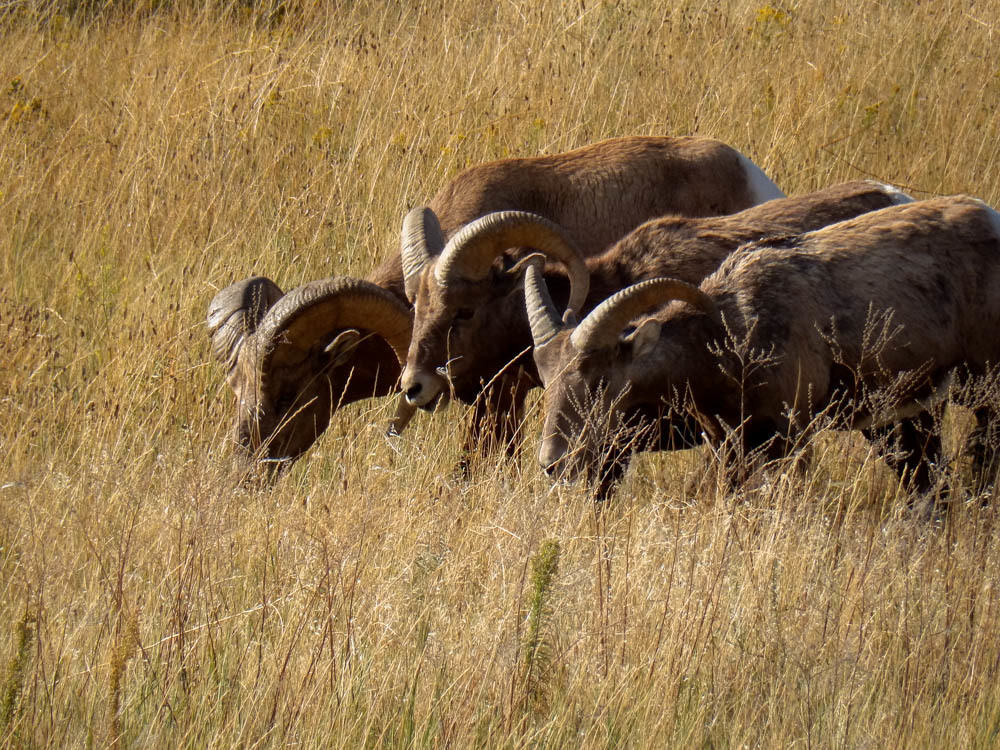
[[624, 318, 661, 359], [324, 329, 363, 368], [506, 252, 547, 278]]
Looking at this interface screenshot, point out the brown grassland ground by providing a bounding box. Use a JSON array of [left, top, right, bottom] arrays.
[[3, 0, 1000, 746]]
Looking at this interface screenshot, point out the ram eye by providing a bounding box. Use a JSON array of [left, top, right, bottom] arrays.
[[454, 307, 475, 321]]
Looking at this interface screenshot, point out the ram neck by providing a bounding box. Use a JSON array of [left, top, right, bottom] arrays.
[[367, 252, 408, 303], [337, 337, 403, 403], [584, 220, 754, 299], [639, 306, 742, 439]]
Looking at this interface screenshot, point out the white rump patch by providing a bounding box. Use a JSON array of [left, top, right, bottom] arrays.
[[737, 153, 785, 203], [865, 180, 914, 205]]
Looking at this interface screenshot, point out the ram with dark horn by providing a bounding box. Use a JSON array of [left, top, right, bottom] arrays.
[[528, 195, 1000, 501], [211, 135, 784, 473], [401, 179, 908, 462]]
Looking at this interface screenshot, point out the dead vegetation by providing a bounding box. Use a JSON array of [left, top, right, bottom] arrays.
[[2, 1, 1000, 746]]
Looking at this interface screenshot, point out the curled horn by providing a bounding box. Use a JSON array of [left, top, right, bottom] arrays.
[[206, 276, 284, 371], [434, 211, 590, 316], [401, 206, 444, 303], [570, 277, 716, 353], [524, 262, 564, 349], [256, 277, 413, 380]]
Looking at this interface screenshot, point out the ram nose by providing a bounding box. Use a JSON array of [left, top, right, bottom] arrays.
[[401, 367, 443, 408], [538, 437, 572, 481]]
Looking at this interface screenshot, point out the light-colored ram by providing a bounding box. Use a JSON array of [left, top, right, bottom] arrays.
[[528, 195, 1000, 499], [400, 135, 784, 456]]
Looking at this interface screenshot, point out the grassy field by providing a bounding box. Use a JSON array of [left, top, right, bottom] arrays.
[[3, 0, 1000, 746]]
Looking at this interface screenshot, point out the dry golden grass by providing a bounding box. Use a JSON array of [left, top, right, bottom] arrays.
[[3, 0, 1000, 746]]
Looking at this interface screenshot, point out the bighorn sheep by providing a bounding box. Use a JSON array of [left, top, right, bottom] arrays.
[[210, 136, 782, 470], [528, 195, 1000, 499], [207, 275, 412, 471], [401, 179, 905, 460], [400, 135, 784, 456]]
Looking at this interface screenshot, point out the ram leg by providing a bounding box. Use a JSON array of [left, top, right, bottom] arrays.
[[969, 407, 1000, 494], [458, 372, 534, 475], [589, 450, 630, 504], [718, 419, 792, 490], [865, 412, 942, 496]]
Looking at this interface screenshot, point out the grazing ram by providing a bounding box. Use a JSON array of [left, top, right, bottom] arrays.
[[207, 275, 412, 472], [211, 135, 783, 471], [401, 180, 905, 460], [527, 195, 1000, 500]]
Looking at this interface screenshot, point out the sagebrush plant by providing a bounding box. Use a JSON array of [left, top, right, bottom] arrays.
[[2, 0, 1000, 747], [519, 539, 561, 717], [0, 611, 33, 738]]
